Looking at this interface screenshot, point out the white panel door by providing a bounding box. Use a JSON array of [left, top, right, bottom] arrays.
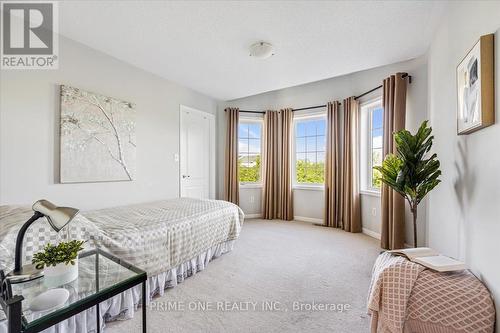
[[180, 106, 213, 199]]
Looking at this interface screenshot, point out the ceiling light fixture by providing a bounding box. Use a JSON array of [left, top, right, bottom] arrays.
[[249, 41, 275, 59]]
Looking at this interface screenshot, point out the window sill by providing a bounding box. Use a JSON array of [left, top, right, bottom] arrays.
[[293, 185, 324, 191], [360, 189, 381, 197], [239, 183, 263, 189]]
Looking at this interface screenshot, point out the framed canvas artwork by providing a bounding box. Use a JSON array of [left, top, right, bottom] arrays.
[[60, 85, 136, 183], [456, 34, 495, 135]]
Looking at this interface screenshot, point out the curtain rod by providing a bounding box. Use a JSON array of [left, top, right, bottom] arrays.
[[238, 73, 411, 114]]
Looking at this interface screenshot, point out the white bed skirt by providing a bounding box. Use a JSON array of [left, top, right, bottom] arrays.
[[0, 240, 235, 333]]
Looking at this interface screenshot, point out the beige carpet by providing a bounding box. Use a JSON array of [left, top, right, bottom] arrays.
[[106, 219, 381, 333]]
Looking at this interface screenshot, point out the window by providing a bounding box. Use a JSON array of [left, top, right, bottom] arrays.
[[360, 98, 384, 192], [294, 116, 326, 185], [238, 120, 262, 184]]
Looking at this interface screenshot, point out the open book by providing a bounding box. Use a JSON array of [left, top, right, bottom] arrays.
[[388, 247, 466, 272]]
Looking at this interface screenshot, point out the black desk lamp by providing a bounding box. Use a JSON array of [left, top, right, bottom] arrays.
[[7, 200, 79, 283]]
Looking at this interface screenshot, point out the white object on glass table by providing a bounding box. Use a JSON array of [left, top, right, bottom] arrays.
[[29, 288, 69, 312], [44, 260, 79, 288]]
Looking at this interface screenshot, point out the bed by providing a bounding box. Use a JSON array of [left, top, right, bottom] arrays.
[[0, 198, 244, 332]]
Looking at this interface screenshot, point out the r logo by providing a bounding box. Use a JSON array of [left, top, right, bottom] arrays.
[[2, 3, 53, 54], [1, 1, 58, 69]]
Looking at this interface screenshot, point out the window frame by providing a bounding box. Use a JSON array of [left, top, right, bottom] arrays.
[[360, 97, 383, 195], [292, 111, 327, 190], [238, 117, 263, 187]]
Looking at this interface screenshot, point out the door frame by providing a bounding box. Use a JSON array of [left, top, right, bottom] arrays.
[[179, 105, 216, 199]]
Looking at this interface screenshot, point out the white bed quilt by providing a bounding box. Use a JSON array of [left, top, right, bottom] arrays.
[[0, 198, 244, 276]]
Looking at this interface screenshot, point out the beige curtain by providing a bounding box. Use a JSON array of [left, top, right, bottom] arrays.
[[262, 109, 294, 220], [262, 110, 279, 219], [381, 73, 408, 250], [341, 97, 362, 232], [224, 107, 239, 205], [278, 108, 294, 220], [324, 101, 341, 228]]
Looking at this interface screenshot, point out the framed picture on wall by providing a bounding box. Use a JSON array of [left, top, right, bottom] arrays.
[[456, 33, 495, 135], [60, 85, 136, 183]]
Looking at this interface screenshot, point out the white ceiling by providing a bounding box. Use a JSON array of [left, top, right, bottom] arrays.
[[59, 1, 447, 100]]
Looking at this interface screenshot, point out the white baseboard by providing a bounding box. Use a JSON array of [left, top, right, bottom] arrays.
[[244, 213, 261, 219], [244, 214, 325, 224], [294, 216, 323, 224], [362, 228, 381, 240]]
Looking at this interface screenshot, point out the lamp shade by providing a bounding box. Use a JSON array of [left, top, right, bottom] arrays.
[[249, 41, 274, 59], [32, 200, 79, 232]]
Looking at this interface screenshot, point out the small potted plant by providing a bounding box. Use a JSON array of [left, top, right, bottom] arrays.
[[32, 240, 85, 287]]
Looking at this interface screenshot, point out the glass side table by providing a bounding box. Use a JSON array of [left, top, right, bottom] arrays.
[[0, 249, 147, 333]]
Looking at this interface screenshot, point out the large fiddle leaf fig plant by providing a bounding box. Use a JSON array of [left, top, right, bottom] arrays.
[[374, 120, 441, 247]]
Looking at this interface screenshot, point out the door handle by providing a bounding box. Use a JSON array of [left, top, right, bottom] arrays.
[[182, 175, 190, 179]]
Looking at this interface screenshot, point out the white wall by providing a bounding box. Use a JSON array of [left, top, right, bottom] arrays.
[[0, 36, 218, 210], [218, 56, 428, 243], [426, 2, 500, 328]]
